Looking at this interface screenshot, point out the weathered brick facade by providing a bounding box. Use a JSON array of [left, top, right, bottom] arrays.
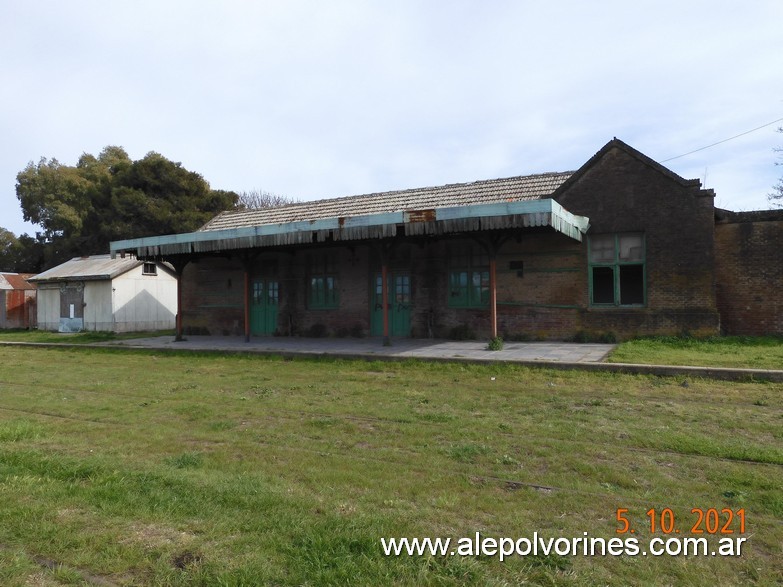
[[125, 140, 781, 342], [181, 235, 586, 340], [556, 143, 720, 338], [181, 256, 245, 335], [714, 210, 783, 335]]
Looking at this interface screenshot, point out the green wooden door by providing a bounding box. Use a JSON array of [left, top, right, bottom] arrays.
[[370, 272, 411, 337], [250, 279, 279, 335]]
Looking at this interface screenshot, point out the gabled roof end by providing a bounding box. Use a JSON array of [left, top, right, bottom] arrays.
[[554, 138, 702, 198]]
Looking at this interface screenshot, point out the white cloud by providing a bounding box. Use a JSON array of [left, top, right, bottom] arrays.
[[1, 0, 781, 238]]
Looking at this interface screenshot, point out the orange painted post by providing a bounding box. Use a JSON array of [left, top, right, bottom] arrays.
[[489, 256, 498, 339]]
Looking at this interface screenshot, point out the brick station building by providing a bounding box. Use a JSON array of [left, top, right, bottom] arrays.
[[110, 139, 783, 342]]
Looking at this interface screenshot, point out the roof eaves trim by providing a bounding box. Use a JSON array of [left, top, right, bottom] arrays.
[[30, 274, 112, 283], [28, 257, 143, 283], [110, 199, 590, 258]]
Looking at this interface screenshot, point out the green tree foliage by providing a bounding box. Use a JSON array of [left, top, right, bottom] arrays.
[[15, 147, 238, 269], [0, 229, 45, 273], [12, 234, 46, 273], [0, 227, 21, 272]]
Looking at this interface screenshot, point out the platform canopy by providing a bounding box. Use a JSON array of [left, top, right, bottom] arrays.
[[111, 198, 589, 259]]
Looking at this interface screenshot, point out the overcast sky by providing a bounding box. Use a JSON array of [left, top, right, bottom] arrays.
[[1, 0, 781, 238]]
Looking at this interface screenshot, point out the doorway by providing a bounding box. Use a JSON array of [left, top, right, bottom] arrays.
[[250, 279, 279, 335], [370, 272, 411, 336]]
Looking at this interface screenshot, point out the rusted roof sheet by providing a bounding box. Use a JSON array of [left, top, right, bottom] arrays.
[[28, 255, 142, 283], [0, 273, 36, 290], [201, 171, 573, 232]]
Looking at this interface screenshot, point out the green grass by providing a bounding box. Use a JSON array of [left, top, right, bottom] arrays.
[[0, 329, 174, 344], [608, 335, 783, 370], [0, 346, 780, 585]]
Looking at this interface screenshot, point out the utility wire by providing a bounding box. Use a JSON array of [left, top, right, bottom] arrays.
[[661, 116, 783, 162]]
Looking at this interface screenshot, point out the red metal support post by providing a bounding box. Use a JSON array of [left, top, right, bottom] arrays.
[[489, 256, 498, 339]]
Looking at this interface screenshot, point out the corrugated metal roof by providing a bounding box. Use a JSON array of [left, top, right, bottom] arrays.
[[201, 171, 573, 232], [0, 273, 36, 290], [28, 255, 142, 283]]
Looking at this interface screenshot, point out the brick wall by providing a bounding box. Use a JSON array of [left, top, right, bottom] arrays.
[[179, 143, 727, 341], [181, 256, 245, 335], [182, 247, 375, 338], [426, 233, 585, 340], [285, 246, 371, 337], [556, 144, 720, 339], [714, 211, 783, 335], [181, 236, 588, 340]]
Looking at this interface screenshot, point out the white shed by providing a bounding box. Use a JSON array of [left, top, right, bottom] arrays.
[[29, 255, 177, 333]]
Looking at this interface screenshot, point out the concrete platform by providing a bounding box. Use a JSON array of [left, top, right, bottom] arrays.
[[96, 335, 783, 381], [4, 335, 781, 381], [103, 335, 617, 363]]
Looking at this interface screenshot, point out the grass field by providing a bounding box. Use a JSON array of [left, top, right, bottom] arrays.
[[2, 330, 782, 370], [0, 330, 174, 345], [607, 336, 783, 370], [0, 346, 780, 585]]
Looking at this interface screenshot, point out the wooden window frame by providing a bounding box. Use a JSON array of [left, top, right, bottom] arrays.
[[448, 247, 490, 308], [307, 254, 339, 309], [588, 233, 646, 307]]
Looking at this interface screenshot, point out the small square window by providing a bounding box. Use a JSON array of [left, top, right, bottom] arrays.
[[142, 262, 157, 276], [618, 234, 644, 262], [589, 234, 615, 263]]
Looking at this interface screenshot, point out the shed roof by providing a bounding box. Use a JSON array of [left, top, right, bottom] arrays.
[[201, 171, 573, 231], [0, 273, 36, 290], [28, 255, 143, 283]]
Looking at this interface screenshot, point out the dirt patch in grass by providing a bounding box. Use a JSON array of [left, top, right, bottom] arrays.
[[122, 523, 197, 550]]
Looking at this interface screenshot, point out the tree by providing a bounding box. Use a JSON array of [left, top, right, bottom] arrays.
[[0, 229, 45, 273], [0, 227, 20, 272], [770, 126, 783, 208], [15, 147, 239, 269], [236, 189, 298, 210], [11, 234, 46, 273]]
